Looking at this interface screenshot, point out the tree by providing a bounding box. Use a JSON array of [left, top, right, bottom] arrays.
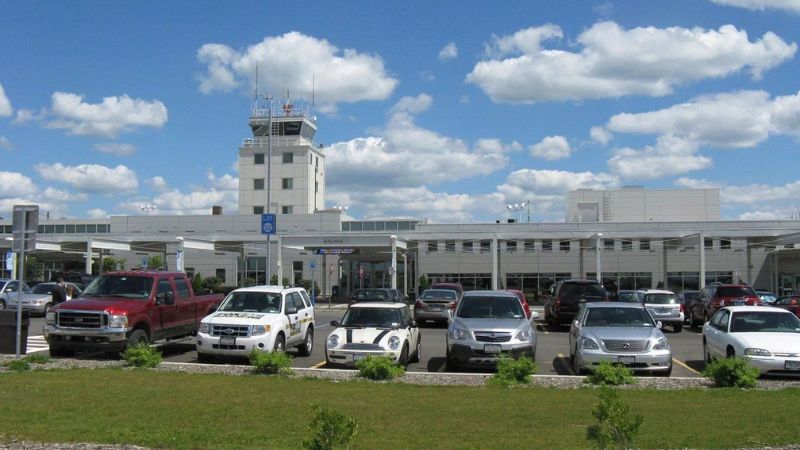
[[24, 255, 42, 282], [147, 255, 164, 270], [192, 273, 203, 292], [102, 257, 118, 273], [418, 275, 430, 291]]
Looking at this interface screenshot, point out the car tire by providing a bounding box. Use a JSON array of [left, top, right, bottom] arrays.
[[689, 311, 699, 328], [197, 352, 215, 364], [42, 303, 52, 316], [273, 334, 285, 353], [445, 347, 458, 371], [571, 351, 585, 375], [0, 300, 5, 310], [703, 339, 712, 363], [399, 343, 409, 367], [126, 329, 149, 349], [297, 327, 313, 356], [410, 336, 421, 363], [657, 363, 673, 377], [673, 323, 683, 333], [49, 347, 74, 358], [726, 346, 735, 358]]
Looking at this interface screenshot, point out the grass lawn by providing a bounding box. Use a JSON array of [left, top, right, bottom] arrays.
[[0, 369, 798, 449]]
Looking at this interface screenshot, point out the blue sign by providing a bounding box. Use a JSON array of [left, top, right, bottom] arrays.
[[309, 260, 317, 270], [261, 213, 276, 235]]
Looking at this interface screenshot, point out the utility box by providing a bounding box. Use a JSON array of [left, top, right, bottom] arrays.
[[0, 310, 29, 355]]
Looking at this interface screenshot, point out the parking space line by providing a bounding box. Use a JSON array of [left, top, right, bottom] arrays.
[[310, 361, 326, 369], [672, 357, 701, 376]]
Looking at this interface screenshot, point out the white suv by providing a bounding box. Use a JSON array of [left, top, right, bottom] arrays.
[[196, 286, 315, 362]]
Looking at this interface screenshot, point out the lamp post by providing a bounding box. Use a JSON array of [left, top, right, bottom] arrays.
[[140, 204, 157, 215], [506, 202, 526, 222], [594, 233, 604, 283]]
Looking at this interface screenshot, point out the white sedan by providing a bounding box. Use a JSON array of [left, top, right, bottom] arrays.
[[703, 306, 800, 375], [326, 302, 421, 368]]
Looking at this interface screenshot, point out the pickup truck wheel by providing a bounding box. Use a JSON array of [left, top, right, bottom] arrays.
[[673, 323, 683, 333], [297, 328, 313, 356], [49, 347, 74, 358], [273, 334, 285, 353], [127, 329, 149, 348]]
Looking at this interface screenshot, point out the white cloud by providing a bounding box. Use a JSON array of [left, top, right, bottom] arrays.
[[206, 170, 239, 191], [121, 189, 237, 216], [721, 180, 800, 204], [42, 187, 88, 203], [87, 208, 109, 218], [12, 108, 45, 124], [28, 92, 168, 138], [590, 126, 613, 145], [419, 70, 435, 82], [608, 135, 712, 179], [196, 32, 398, 111], [467, 22, 796, 103], [738, 211, 783, 220], [530, 135, 573, 161], [0, 171, 37, 198], [674, 177, 723, 189], [498, 169, 619, 197], [147, 176, 169, 192], [93, 143, 136, 156], [0, 137, 11, 150], [438, 42, 458, 61], [710, 0, 800, 13], [326, 94, 515, 190], [329, 186, 481, 223], [0, 198, 67, 220], [0, 83, 12, 117], [35, 163, 138, 193], [606, 90, 800, 148]]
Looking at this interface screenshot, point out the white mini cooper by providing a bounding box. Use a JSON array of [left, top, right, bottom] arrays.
[[326, 302, 421, 368]]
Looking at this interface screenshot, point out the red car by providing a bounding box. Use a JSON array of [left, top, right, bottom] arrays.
[[773, 296, 800, 319], [699, 283, 761, 322], [506, 289, 532, 319]]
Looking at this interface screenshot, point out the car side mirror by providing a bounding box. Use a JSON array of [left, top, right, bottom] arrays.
[[573, 320, 581, 329], [530, 311, 540, 321], [330, 320, 339, 327], [4, 288, 11, 293], [410, 320, 418, 328], [286, 306, 298, 315], [156, 291, 175, 306], [656, 321, 663, 329]]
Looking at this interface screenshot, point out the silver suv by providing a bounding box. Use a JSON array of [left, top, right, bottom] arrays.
[[446, 291, 536, 370]]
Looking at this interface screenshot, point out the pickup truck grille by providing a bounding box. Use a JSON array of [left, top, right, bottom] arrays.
[[210, 324, 250, 337], [57, 311, 105, 328], [603, 340, 648, 352], [474, 332, 512, 343]]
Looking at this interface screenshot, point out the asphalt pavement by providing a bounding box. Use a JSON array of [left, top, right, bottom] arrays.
[[22, 307, 706, 377]]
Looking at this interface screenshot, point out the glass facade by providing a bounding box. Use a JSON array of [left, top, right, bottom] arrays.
[[667, 271, 733, 293], [504, 272, 572, 300]]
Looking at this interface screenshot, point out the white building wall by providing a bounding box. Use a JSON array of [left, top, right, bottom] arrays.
[[566, 188, 720, 222]]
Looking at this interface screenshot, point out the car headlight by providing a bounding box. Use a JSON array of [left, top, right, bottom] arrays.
[[580, 337, 599, 350], [388, 335, 401, 350], [745, 348, 772, 357], [251, 325, 271, 336], [198, 322, 210, 334], [327, 334, 340, 349], [46, 311, 56, 325], [653, 338, 670, 350], [108, 314, 128, 328], [452, 327, 469, 341], [516, 330, 532, 341]]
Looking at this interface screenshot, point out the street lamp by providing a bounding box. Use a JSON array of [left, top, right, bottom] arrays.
[[506, 202, 526, 222], [594, 233, 604, 283], [141, 204, 157, 215]]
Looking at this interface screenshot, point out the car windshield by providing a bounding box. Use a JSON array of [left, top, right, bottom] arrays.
[[617, 291, 639, 303], [716, 286, 755, 297], [352, 289, 389, 301], [31, 284, 55, 294], [218, 292, 281, 313], [561, 283, 606, 298], [421, 290, 457, 300], [643, 293, 677, 305], [584, 307, 655, 327], [775, 297, 798, 306], [341, 307, 402, 328], [730, 312, 800, 333], [758, 294, 776, 302], [81, 275, 153, 299], [457, 296, 524, 319]]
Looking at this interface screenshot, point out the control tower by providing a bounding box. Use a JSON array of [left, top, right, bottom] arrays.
[[238, 96, 325, 215]]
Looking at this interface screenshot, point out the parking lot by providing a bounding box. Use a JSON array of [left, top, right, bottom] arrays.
[[24, 306, 706, 377]]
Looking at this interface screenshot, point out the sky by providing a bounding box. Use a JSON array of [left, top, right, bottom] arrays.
[[1, 0, 800, 223]]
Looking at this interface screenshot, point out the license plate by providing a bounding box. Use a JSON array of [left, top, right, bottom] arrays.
[[618, 356, 635, 364], [430, 306, 442, 311], [484, 344, 502, 354], [219, 336, 235, 346], [785, 360, 800, 371], [353, 354, 366, 361]]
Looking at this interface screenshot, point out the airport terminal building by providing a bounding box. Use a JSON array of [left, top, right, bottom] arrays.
[[3, 103, 800, 298]]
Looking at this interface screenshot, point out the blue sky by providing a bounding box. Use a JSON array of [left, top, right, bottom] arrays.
[[1, 0, 800, 223]]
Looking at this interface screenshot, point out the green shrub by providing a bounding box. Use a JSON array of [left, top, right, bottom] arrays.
[[23, 354, 52, 364], [3, 359, 31, 371], [355, 355, 405, 380], [703, 356, 759, 388], [584, 361, 636, 386], [586, 387, 644, 450], [122, 343, 162, 368], [301, 403, 359, 450], [249, 349, 293, 375], [488, 356, 538, 386]]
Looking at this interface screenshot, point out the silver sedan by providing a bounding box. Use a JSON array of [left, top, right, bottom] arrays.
[[569, 302, 672, 376]]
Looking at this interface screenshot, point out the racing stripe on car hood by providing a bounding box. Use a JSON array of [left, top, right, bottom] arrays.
[[346, 329, 353, 343], [372, 330, 390, 344]]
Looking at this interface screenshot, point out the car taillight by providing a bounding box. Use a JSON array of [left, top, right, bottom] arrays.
[[554, 297, 561, 310], [450, 302, 456, 313], [415, 300, 423, 309], [680, 303, 685, 313]]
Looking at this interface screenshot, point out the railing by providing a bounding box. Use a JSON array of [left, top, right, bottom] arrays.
[[240, 136, 317, 148]]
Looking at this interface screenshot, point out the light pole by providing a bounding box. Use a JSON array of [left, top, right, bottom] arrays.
[[140, 204, 157, 215], [594, 233, 604, 283], [266, 96, 273, 286], [506, 202, 526, 222]]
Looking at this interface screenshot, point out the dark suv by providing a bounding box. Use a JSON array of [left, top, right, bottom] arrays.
[[689, 283, 760, 327], [544, 279, 608, 327], [348, 288, 406, 305]]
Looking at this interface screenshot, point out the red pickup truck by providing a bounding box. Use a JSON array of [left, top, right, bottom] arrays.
[[44, 271, 223, 357]]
